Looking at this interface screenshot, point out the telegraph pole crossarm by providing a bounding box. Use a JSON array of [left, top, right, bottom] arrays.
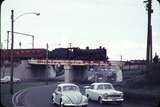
[[7, 31, 35, 48]]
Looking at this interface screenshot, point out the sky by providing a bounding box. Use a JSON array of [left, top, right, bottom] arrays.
[[1, 0, 160, 60]]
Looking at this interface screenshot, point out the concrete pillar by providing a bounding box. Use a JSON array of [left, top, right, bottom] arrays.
[[64, 65, 72, 83], [47, 65, 56, 78], [114, 66, 123, 82]]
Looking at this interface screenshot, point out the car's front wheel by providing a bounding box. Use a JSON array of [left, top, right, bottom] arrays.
[[98, 97, 103, 104]]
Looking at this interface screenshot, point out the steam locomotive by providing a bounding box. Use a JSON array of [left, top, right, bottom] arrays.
[[1, 46, 108, 61]]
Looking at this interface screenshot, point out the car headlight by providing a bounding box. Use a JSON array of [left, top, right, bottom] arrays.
[[120, 93, 124, 97], [82, 96, 88, 103]]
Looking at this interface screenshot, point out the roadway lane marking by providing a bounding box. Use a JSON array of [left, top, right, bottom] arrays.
[[12, 89, 29, 107]]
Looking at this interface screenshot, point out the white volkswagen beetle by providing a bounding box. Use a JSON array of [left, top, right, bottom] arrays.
[[85, 82, 124, 104], [51, 83, 88, 107]]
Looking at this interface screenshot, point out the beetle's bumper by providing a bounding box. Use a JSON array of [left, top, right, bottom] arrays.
[[64, 103, 88, 106]]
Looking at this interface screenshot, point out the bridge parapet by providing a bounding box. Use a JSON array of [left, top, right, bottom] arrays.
[[28, 59, 109, 66]]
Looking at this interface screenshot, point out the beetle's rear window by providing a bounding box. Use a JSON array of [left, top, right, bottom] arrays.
[[63, 85, 79, 91]]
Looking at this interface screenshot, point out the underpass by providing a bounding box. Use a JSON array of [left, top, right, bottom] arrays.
[[12, 82, 153, 107]]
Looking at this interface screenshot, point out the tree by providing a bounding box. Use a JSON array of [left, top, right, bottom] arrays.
[[153, 53, 159, 63]]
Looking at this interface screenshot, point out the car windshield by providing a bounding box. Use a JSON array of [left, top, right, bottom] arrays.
[[63, 85, 79, 91], [97, 84, 114, 90]]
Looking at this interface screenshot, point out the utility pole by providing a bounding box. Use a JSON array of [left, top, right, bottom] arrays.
[[9, 10, 39, 94], [0, 0, 4, 70], [120, 55, 123, 71], [0, 0, 3, 91], [7, 31, 9, 49], [10, 10, 14, 94], [46, 43, 49, 85], [0, 0, 4, 48], [144, 0, 153, 64], [19, 42, 21, 49], [69, 43, 72, 48], [32, 36, 34, 48]]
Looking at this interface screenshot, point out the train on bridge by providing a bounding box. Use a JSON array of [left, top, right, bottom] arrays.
[[1, 46, 108, 62]]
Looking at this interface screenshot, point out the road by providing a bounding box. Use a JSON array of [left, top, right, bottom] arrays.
[[12, 83, 152, 107]]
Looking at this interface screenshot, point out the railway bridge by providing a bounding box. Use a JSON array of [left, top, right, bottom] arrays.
[[28, 59, 110, 82]]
